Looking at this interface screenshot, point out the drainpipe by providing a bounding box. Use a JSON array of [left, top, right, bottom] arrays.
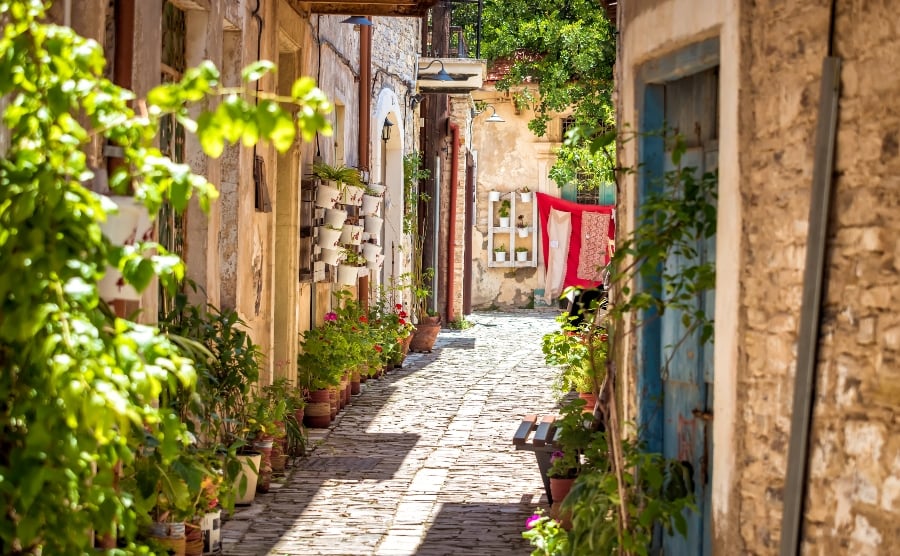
[[446, 122, 460, 323], [357, 18, 372, 309], [63, 0, 72, 26]]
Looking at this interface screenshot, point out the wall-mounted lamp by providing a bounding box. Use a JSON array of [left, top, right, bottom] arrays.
[[341, 15, 372, 26], [381, 117, 394, 142], [484, 105, 505, 123], [409, 93, 424, 110], [418, 59, 454, 82], [472, 103, 505, 123]]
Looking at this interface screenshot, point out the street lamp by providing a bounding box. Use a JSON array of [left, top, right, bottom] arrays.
[[340, 15, 372, 26], [381, 117, 394, 142]]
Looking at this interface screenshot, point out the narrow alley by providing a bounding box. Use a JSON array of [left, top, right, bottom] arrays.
[[222, 312, 560, 556]]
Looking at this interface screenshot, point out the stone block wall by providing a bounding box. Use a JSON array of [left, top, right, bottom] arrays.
[[738, 0, 900, 553]]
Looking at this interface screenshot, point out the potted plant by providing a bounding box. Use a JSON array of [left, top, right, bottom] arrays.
[[494, 243, 508, 262], [337, 248, 366, 287], [515, 245, 529, 262], [298, 309, 353, 427], [488, 190, 501, 202], [542, 311, 608, 407], [498, 199, 511, 227], [317, 224, 343, 248], [517, 215, 529, 238], [519, 185, 532, 203], [312, 162, 363, 208]]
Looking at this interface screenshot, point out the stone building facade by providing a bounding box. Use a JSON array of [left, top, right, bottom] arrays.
[[617, 0, 899, 553]]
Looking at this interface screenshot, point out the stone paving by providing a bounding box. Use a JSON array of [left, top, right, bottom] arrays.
[[222, 311, 562, 556]]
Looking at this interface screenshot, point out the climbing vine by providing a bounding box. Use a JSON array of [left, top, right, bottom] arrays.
[[0, 2, 331, 552]]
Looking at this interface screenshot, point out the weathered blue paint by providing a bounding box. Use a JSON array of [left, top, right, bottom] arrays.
[[634, 36, 719, 556]]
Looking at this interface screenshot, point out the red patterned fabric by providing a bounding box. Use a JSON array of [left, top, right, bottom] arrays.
[[536, 192, 615, 290]]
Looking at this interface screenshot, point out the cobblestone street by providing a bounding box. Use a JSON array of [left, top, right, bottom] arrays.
[[221, 311, 560, 556]]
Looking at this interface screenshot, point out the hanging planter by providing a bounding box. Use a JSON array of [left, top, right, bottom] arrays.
[[324, 208, 348, 227], [518, 226, 530, 238], [488, 190, 501, 202], [337, 264, 360, 286], [361, 194, 382, 216], [364, 215, 384, 234], [341, 185, 365, 206], [362, 242, 382, 262], [316, 226, 343, 249], [315, 182, 341, 209], [519, 189, 533, 203], [340, 224, 363, 246]]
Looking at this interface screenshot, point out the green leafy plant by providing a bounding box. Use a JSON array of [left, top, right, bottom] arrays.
[[498, 198, 511, 218], [494, 243, 507, 253], [312, 162, 362, 187], [0, 3, 331, 551], [515, 246, 529, 253], [522, 510, 569, 556], [542, 312, 608, 398], [342, 248, 367, 266]]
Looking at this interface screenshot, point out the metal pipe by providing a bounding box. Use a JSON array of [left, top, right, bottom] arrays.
[[63, 0, 72, 27], [445, 122, 459, 323], [357, 17, 372, 308], [779, 55, 841, 556]]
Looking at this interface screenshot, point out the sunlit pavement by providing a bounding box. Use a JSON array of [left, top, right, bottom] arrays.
[[222, 310, 561, 556]]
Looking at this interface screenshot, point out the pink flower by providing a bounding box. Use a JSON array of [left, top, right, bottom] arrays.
[[525, 514, 541, 529], [324, 312, 338, 322], [551, 450, 564, 462]]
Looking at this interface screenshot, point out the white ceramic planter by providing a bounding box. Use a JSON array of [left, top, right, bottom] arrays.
[[98, 196, 152, 303], [337, 264, 360, 286], [342, 185, 365, 206], [495, 251, 507, 263], [315, 183, 341, 209], [362, 242, 382, 261], [488, 191, 501, 202], [316, 226, 343, 248], [366, 253, 385, 270], [320, 247, 342, 266], [367, 183, 386, 196], [361, 194, 382, 216], [516, 250, 528, 262], [520, 191, 533, 203], [518, 227, 530, 238], [499, 216, 510, 228], [324, 208, 348, 227], [364, 216, 384, 234], [340, 225, 363, 245]]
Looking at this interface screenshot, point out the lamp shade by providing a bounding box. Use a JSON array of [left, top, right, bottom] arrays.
[[341, 15, 372, 26]]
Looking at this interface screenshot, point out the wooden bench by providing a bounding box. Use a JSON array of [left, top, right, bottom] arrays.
[[512, 414, 562, 505]]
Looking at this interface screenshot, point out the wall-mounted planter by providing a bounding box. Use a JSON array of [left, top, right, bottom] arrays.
[[98, 196, 152, 303], [488, 191, 501, 202], [316, 226, 343, 248], [367, 183, 386, 196], [519, 191, 533, 203], [495, 251, 507, 263], [340, 225, 363, 246], [361, 194, 382, 216], [366, 254, 385, 270], [341, 185, 365, 206], [315, 182, 341, 209], [337, 264, 360, 286], [364, 216, 384, 234], [517, 227, 530, 238], [516, 250, 528, 262], [320, 248, 342, 266], [324, 208, 348, 227], [362, 242, 382, 261], [498, 216, 510, 228]]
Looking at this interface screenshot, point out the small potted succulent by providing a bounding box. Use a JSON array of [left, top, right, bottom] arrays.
[[498, 199, 511, 227], [515, 245, 529, 262], [494, 243, 507, 263], [519, 185, 532, 203]]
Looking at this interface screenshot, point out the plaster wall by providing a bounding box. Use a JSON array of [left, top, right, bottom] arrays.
[[468, 89, 559, 310]]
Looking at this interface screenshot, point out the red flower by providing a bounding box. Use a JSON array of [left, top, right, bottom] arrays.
[[398, 311, 408, 318], [398, 318, 406, 325], [374, 345, 383, 353], [395, 304, 403, 310], [359, 315, 369, 323]]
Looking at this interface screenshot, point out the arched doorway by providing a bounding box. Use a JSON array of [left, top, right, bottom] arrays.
[[372, 89, 406, 299]]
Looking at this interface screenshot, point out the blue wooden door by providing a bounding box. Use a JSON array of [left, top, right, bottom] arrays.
[[636, 65, 717, 556], [660, 148, 716, 556]]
